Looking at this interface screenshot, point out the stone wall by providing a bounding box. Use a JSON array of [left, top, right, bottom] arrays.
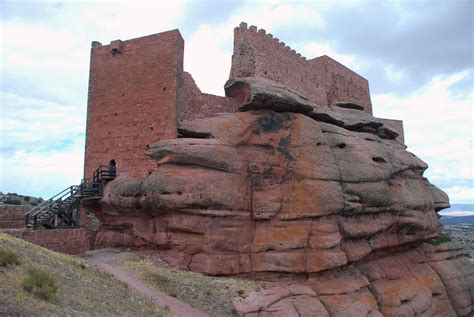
[[229, 22, 372, 114], [0, 205, 96, 254], [176, 72, 240, 122], [0, 205, 28, 229], [2, 228, 88, 255], [379, 118, 405, 144], [84, 30, 184, 180]]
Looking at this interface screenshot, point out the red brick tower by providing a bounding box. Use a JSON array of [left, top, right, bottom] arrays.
[[84, 30, 184, 180]]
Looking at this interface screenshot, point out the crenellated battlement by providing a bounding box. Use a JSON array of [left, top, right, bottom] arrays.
[[234, 22, 308, 62], [230, 22, 373, 114]]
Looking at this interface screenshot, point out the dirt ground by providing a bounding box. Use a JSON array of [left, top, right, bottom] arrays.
[[82, 249, 264, 317], [82, 249, 209, 317]]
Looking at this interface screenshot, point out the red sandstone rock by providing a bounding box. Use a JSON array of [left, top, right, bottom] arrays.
[[225, 77, 314, 114], [90, 99, 472, 314], [233, 285, 329, 316]]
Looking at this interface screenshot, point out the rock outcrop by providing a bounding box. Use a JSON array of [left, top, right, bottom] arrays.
[[90, 78, 473, 316]]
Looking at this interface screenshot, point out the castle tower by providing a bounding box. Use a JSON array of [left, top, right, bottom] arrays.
[[84, 30, 184, 180]]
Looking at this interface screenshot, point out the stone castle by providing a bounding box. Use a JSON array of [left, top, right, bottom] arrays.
[[84, 22, 403, 181], [82, 23, 473, 316]]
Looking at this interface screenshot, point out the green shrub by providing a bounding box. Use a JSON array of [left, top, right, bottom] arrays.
[[4, 198, 22, 205], [24, 196, 31, 202], [38, 197, 44, 203], [30, 202, 39, 206], [7, 193, 18, 196], [169, 291, 177, 298], [0, 249, 20, 266], [465, 252, 472, 258], [152, 273, 169, 284], [23, 269, 59, 301], [427, 236, 452, 245]]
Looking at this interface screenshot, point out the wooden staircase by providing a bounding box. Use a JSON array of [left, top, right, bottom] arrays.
[[25, 165, 116, 229]]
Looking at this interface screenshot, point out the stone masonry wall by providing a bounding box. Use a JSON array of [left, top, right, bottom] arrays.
[[379, 118, 405, 144], [84, 30, 184, 180], [0, 205, 28, 229], [3, 228, 88, 255], [0, 205, 94, 254], [176, 72, 240, 122], [229, 22, 372, 114]]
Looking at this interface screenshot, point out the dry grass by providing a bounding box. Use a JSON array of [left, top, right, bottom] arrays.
[[0, 249, 20, 266], [22, 268, 59, 301], [123, 257, 262, 317], [0, 233, 169, 316]]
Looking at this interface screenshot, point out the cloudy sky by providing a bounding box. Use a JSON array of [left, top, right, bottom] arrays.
[[1, 0, 472, 203]]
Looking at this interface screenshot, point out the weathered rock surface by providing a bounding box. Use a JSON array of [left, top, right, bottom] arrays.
[[92, 77, 473, 316]]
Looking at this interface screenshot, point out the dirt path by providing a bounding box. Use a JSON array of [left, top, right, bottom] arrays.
[[82, 249, 209, 317]]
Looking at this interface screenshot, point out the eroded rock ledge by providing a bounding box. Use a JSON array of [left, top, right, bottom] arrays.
[[91, 78, 473, 316]]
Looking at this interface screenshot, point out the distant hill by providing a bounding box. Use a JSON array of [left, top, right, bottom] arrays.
[[439, 204, 474, 225], [0, 192, 43, 208], [441, 215, 474, 225]]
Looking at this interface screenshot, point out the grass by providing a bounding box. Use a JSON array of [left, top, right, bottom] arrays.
[[22, 269, 58, 301], [124, 257, 261, 317], [0, 233, 169, 316], [0, 249, 20, 266]]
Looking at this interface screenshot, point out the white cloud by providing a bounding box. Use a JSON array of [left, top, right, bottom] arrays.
[[185, 24, 233, 95], [0, 135, 85, 198], [444, 186, 474, 204], [384, 65, 406, 82], [300, 41, 360, 70], [1, 92, 85, 150], [373, 70, 473, 195]]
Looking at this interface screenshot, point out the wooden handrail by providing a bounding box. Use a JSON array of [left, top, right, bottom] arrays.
[[25, 165, 116, 229]]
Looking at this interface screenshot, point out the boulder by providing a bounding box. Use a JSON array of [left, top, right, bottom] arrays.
[[225, 77, 314, 114]]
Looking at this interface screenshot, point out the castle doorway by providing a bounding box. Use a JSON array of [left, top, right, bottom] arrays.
[[109, 159, 117, 177]]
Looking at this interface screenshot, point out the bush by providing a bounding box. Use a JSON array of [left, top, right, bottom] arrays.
[[38, 197, 44, 203], [427, 236, 452, 245], [0, 249, 20, 266], [24, 196, 31, 202], [30, 202, 39, 206], [4, 198, 22, 205], [23, 269, 58, 301]]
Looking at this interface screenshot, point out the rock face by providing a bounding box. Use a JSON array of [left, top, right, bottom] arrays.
[[92, 78, 473, 316]]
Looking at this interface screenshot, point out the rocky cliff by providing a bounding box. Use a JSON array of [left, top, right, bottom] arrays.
[[90, 78, 473, 316]]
